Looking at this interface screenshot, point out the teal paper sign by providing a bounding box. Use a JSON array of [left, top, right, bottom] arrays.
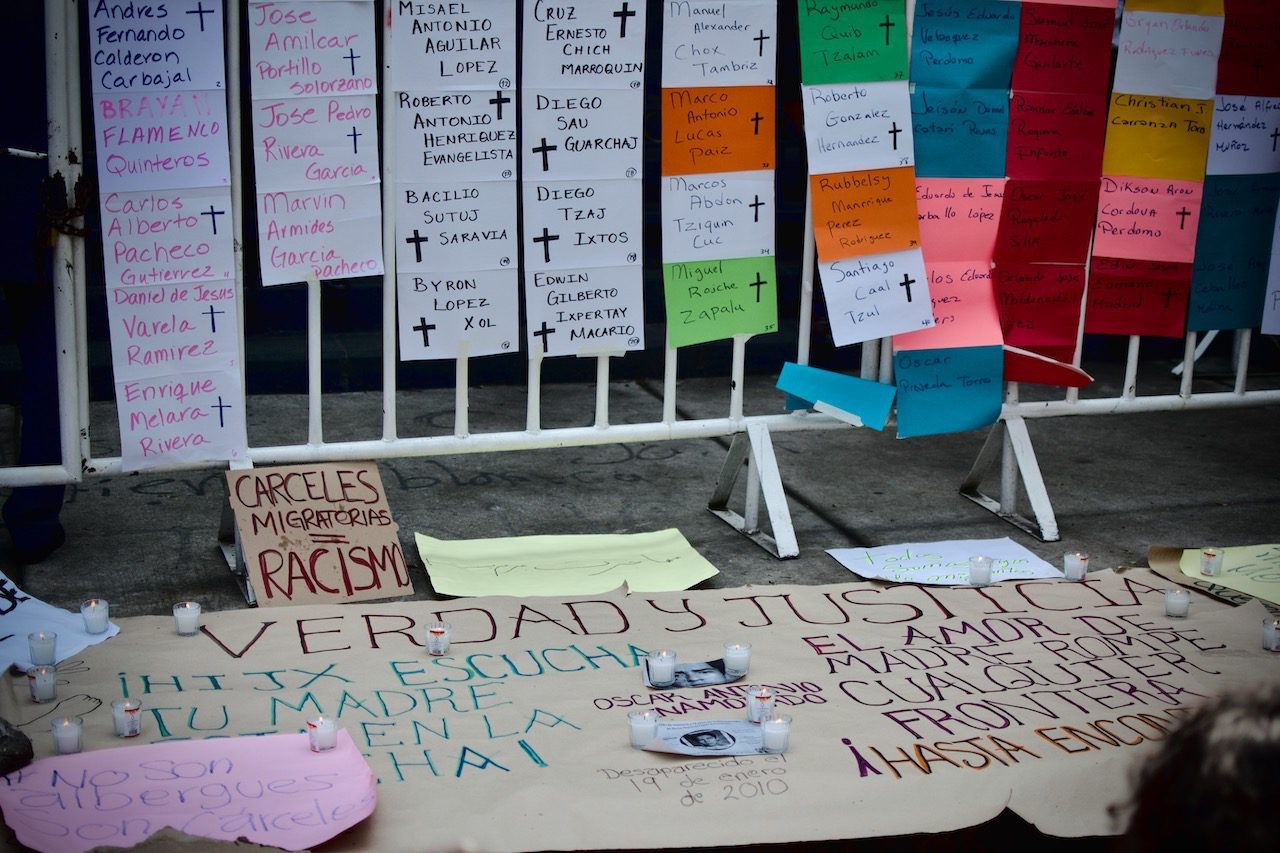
[[776, 362, 897, 431], [911, 86, 1008, 178], [1188, 174, 1280, 332], [895, 345, 1003, 438], [911, 0, 1020, 90]]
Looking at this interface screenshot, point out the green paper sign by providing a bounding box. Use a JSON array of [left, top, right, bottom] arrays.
[[663, 257, 778, 348], [797, 0, 909, 84]]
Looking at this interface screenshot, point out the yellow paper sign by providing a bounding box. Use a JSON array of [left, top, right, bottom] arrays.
[[415, 528, 720, 596], [1102, 94, 1213, 181], [1172, 544, 1280, 604]]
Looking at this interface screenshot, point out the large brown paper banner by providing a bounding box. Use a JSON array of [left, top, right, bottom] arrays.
[[2, 570, 1276, 852], [225, 462, 413, 607]]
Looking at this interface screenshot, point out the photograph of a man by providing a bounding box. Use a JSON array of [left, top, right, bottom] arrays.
[[678, 729, 736, 750], [671, 659, 728, 688]]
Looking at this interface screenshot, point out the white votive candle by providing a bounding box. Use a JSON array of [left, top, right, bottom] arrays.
[[307, 715, 338, 752], [1062, 552, 1089, 582], [80, 599, 110, 634], [761, 714, 792, 753], [425, 622, 451, 656], [968, 555, 993, 586], [647, 650, 676, 687], [173, 601, 201, 635], [1165, 589, 1190, 618], [51, 716, 83, 755], [1200, 547, 1224, 577], [1263, 618, 1280, 652], [112, 698, 143, 738], [27, 666, 56, 703], [627, 710, 658, 748], [746, 685, 775, 723], [28, 631, 56, 666], [723, 642, 751, 678]]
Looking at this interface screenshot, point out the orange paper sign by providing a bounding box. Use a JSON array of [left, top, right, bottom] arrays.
[[662, 86, 775, 176], [811, 166, 921, 261]]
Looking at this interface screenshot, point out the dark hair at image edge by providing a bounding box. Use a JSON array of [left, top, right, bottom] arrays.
[[1113, 687, 1280, 853]]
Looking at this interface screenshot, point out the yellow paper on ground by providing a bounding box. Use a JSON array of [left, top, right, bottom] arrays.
[[1150, 543, 1280, 604], [415, 528, 719, 596]]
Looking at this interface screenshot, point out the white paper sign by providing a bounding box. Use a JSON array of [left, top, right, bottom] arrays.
[[1114, 11, 1224, 101], [1264, 196, 1280, 336], [248, 0, 378, 100], [397, 268, 519, 360], [100, 187, 235, 288], [522, 87, 643, 180], [819, 248, 935, 347], [1206, 96, 1280, 176], [397, 181, 517, 272], [803, 81, 914, 175], [662, 0, 776, 88], [391, 0, 516, 92], [662, 170, 774, 263], [394, 90, 517, 182], [116, 368, 248, 472], [87, 0, 227, 93], [524, 265, 645, 356], [257, 183, 385, 285], [522, 0, 646, 90], [106, 280, 239, 381], [0, 572, 119, 671], [522, 179, 643, 271], [94, 90, 232, 192], [826, 537, 1062, 586], [251, 94, 380, 190]]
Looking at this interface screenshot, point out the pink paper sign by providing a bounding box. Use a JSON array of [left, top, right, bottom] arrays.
[[1093, 176, 1203, 263], [0, 731, 376, 853], [893, 260, 1003, 351], [915, 178, 1005, 263]]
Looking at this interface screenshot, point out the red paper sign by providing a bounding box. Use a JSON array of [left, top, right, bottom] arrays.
[[1006, 91, 1107, 181], [1084, 256, 1192, 338], [994, 262, 1085, 351], [1217, 5, 1280, 97], [1012, 3, 1116, 96], [994, 180, 1100, 264]]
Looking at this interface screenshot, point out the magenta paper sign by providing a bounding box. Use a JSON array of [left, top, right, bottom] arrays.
[[0, 731, 376, 852]]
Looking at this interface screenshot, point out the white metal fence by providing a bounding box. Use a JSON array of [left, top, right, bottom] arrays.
[[3, 1, 1278, 561]]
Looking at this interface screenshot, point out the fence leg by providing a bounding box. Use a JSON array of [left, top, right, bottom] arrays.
[[708, 423, 800, 558], [959, 416, 1061, 542], [218, 462, 258, 606]]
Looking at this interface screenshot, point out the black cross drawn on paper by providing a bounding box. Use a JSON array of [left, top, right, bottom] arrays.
[[347, 126, 362, 154], [750, 194, 765, 223], [405, 230, 429, 263], [533, 227, 560, 263], [613, 2, 636, 38], [750, 272, 768, 303], [490, 90, 511, 121], [1176, 206, 1192, 230], [889, 121, 902, 150], [204, 304, 225, 333], [899, 273, 915, 302], [212, 395, 232, 428], [533, 137, 558, 172], [187, 1, 214, 32], [880, 15, 895, 46], [754, 29, 770, 57], [750, 111, 764, 135], [413, 317, 436, 347], [343, 48, 360, 76], [201, 204, 225, 235], [532, 320, 556, 352]]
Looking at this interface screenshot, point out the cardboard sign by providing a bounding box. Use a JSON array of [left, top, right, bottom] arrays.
[[391, 0, 516, 92], [1206, 96, 1280, 176], [994, 179, 1099, 264], [1114, 10, 1224, 101], [661, 171, 775, 264], [662, 0, 776, 88], [818, 248, 935, 346], [2, 571, 1277, 851], [803, 81, 914, 175], [224, 462, 413, 607], [396, 268, 520, 361], [525, 264, 647, 356]]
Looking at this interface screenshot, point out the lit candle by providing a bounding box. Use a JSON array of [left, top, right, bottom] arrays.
[[1200, 547, 1224, 577], [27, 666, 56, 704], [425, 622, 451, 656], [51, 716, 83, 755], [1165, 589, 1190, 618], [307, 715, 338, 752], [80, 599, 110, 634], [627, 710, 658, 748], [1062, 552, 1089, 582], [647, 650, 676, 687], [968, 555, 993, 587], [722, 642, 751, 678], [761, 714, 792, 753], [172, 601, 201, 635], [746, 685, 775, 723], [1263, 618, 1280, 652], [111, 698, 143, 738], [27, 631, 56, 666]]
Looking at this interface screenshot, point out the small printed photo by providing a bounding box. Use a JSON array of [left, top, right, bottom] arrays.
[[678, 729, 737, 750]]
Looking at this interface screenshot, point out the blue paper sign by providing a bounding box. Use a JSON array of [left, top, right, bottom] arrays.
[[911, 0, 1021, 90], [776, 362, 896, 431], [1188, 174, 1280, 332], [894, 345, 1003, 438], [911, 86, 1008, 178]]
